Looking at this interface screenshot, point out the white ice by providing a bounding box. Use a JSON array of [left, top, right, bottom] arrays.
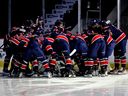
[[1, 74, 128, 96]]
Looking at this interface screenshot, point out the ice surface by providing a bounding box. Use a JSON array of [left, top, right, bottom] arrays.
[[1, 74, 128, 96]]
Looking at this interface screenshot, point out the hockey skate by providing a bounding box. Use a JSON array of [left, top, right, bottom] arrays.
[[43, 71, 52, 78], [19, 72, 25, 78], [92, 70, 99, 76], [118, 68, 127, 75], [11, 67, 21, 77], [84, 71, 93, 78], [2, 70, 10, 77], [62, 69, 76, 78], [68, 70, 76, 78], [100, 65, 108, 77], [24, 71, 35, 77], [84, 66, 93, 78], [108, 69, 119, 75], [84, 73, 93, 78]]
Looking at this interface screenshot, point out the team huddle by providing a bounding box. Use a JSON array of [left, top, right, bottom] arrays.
[[2, 17, 127, 78]]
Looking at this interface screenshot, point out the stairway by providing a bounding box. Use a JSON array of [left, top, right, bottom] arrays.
[[44, 0, 77, 31]]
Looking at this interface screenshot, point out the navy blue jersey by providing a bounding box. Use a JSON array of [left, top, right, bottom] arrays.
[[108, 25, 126, 44], [41, 37, 54, 55], [73, 36, 88, 57]]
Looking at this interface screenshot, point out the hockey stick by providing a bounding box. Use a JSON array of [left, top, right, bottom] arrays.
[[0, 44, 4, 49], [69, 49, 77, 56]]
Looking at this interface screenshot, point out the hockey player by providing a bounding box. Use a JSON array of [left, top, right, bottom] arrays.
[[69, 34, 88, 76], [37, 34, 57, 76], [9, 29, 29, 77], [100, 20, 127, 74], [2, 27, 16, 76], [40, 35, 54, 56], [97, 21, 116, 75], [103, 31, 115, 75], [51, 24, 75, 77], [85, 19, 106, 77], [22, 34, 52, 78]]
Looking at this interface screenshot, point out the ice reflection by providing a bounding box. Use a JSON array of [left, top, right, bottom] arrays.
[[0, 75, 128, 96]]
